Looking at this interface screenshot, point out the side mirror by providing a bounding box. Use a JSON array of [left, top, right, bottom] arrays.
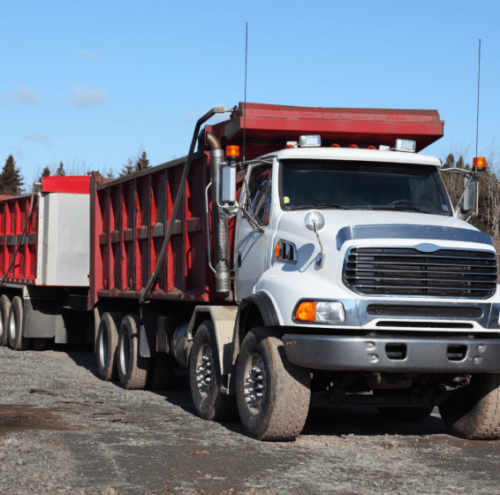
[[219, 163, 237, 205], [461, 173, 477, 213]]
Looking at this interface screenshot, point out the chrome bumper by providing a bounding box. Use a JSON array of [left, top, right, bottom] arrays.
[[282, 334, 500, 373]]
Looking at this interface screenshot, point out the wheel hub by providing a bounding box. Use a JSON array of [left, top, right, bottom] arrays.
[[244, 354, 267, 414], [196, 345, 214, 396]]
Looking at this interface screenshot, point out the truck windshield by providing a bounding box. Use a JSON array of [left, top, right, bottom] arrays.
[[280, 159, 452, 216]]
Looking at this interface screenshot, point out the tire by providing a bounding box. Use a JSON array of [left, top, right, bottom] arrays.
[[378, 406, 434, 422], [117, 315, 149, 390], [148, 354, 175, 390], [8, 296, 29, 351], [96, 312, 121, 381], [235, 327, 311, 441], [0, 295, 11, 347], [439, 374, 500, 440], [32, 338, 49, 352], [189, 320, 237, 421]]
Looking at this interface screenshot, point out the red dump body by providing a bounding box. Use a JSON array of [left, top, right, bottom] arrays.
[[90, 102, 443, 305], [0, 176, 90, 286]]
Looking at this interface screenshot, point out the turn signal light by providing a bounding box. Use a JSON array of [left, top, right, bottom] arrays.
[[473, 157, 486, 171], [226, 145, 240, 157], [295, 301, 316, 322], [275, 241, 281, 259]]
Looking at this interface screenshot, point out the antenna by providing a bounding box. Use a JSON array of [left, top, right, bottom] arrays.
[[475, 39, 481, 163], [243, 22, 248, 164]]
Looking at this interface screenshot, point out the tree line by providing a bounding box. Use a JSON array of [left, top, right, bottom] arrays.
[[0, 150, 151, 195]]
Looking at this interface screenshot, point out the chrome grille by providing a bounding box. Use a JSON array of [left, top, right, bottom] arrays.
[[343, 247, 497, 298]]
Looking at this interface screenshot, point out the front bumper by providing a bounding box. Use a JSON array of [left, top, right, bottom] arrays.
[[282, 334, 500, 373]]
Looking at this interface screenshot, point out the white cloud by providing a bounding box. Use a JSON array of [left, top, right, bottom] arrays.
[[60, 83, 108, 108], [8, 146, 23, 158], [23, 132, 53, 147], [75, 50, 103, 63], [4, 84, 44, 105]]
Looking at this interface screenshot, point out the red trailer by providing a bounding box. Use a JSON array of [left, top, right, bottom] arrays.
[[0, 175, 92, 350]]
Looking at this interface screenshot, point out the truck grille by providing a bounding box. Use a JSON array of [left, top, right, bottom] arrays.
[[343, 247, 497, 298]]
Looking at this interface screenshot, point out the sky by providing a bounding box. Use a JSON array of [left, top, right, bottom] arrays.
[[1, 0, 499, 183]]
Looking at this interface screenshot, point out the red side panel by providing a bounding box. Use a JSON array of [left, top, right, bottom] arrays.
[[42, 176, 91, 194], [209, 102, 443, 156], [0, 195, 38, 285], [90, 154, 217, 305]]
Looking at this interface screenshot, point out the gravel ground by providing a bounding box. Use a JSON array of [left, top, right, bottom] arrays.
[[2, 346, 500, 495]]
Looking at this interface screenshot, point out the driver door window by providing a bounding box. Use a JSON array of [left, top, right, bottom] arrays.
[[246, 164, 272, 226]]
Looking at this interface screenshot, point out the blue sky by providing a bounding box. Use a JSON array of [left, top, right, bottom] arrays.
[[1, 0, 499, 183]]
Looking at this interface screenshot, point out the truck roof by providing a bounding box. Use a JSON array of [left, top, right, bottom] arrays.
[[206, 102, 444, 160], [267, 148, 442, 167]]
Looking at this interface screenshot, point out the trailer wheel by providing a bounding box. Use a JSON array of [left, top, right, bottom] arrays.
[[439, 373, 500, 440], [8, 296, 29, 351], [378, 406, 434, 422], [117, 315, 149, 390], [0, 295, 10, 347], [189, 320, 237, 421], [235, 327, 311, 441], [149, 354, 175, 390], [96, 312, 120, 381]]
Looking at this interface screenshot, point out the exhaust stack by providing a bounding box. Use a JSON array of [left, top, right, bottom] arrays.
[[207, 132, 231, 294]]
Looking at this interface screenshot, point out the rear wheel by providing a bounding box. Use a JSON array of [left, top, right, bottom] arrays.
[[0, 295, 11, 347], [117, 315, 149, 390], [189, 320, 237, 421], [8, 296, 29, 351], [235, 327, 311, 441], [96, 312, 121, 381], [439, 374, 500, 440]]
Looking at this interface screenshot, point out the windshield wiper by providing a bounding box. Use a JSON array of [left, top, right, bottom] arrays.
[[288, 203, 348, 211], [365, 205, 431, 214]]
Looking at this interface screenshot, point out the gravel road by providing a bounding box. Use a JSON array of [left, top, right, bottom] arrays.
[[1, 346, 500, 495]]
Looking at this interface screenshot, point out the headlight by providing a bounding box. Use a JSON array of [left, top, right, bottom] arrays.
[[294, 300, 346, 324]]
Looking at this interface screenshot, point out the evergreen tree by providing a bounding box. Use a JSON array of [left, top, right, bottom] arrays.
[[56, 161, 66, 176], [38, 166, 51, 183], [120, 158, 136, 177], [137, 151, 150, 171], [0, 155, 24, 195]]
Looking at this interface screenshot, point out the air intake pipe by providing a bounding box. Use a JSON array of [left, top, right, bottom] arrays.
[[207, 132, 231, 294]]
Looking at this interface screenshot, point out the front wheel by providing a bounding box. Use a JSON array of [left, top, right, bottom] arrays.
[[439, 374, 500, 440], [235, 327, 311, 441]]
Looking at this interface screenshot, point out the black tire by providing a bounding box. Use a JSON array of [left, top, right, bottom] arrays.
[[32, 338, 49, 352], [235, 327, 311, 441], [8, 296, 29, 351], [439, 374, 500, 440], [189, 320, 237, 421], [0, 295, 11, 347], [148, 354, 176, 390], [117, 315, 149, 390], [378, 406, 434, 422], [96, 312, 121, 381]]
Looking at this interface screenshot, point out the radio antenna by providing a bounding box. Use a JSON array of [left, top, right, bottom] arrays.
[[243, 22, 248, 164], [475, 39, 481, 162]]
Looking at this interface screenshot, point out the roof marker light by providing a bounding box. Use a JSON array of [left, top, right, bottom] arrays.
[[395, 139, 416, 153], [298, 135, 321, 147], [349, 144, 358, 149], [331, 143, 341, 148], [367, 145, 377, 150]]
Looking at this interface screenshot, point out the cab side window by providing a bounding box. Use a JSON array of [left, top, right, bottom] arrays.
[[247, 164, 272, 226]]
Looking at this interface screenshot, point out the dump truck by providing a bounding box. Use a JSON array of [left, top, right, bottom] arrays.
[[3, 103, 500, 441]]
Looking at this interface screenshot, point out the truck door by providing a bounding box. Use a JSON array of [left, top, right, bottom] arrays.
[[234, 162, 273, 300]]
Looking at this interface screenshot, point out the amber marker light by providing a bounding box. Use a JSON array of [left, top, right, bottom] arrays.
[[473, 157, 486, 171], [295, 301, 316, 322], [226, 145, 240, 157], [331, 143, 341, 148], [349, 144, 359, 148], [275, 241, 281, 259]]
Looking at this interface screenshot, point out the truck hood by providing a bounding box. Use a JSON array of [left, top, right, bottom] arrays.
[[277, 209, 474, 236]]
